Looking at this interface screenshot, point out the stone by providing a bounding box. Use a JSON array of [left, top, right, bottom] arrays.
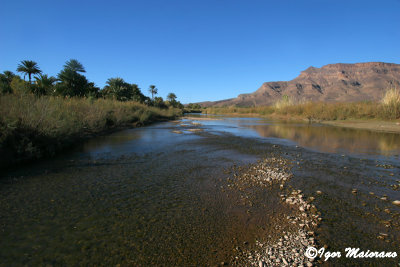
[[392, 200, 400, 206]]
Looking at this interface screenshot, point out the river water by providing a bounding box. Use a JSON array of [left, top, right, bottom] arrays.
[[1, 115, 399, 266]]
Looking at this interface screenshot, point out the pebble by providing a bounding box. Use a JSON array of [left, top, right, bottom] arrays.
[[232, 157, 321, 266], [392, 200, 400, 206]]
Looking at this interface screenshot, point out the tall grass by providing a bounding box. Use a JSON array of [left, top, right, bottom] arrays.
[[207, 88, 400, 121], [381, 87, 400, 119], [273, 95, 294, 109], [0, 94, 182, 167]]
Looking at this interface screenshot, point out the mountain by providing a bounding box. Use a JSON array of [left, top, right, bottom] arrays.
[[198, 62, 400, 107]]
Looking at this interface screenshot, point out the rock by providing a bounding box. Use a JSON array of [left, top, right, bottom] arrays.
[[392, 200, 400, 206]]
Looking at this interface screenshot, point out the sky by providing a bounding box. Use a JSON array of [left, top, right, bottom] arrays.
[[1, 0, 399, 103]]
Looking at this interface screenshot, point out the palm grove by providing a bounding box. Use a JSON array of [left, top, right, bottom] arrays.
[[0, 59, 184, 109]]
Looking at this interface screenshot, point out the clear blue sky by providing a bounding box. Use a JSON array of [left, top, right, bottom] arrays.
[[1, 0, 399, 103]]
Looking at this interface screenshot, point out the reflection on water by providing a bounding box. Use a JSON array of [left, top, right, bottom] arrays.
[[80, 123, 200, 158], [0, 122, 273, 266], [186, 114, 400, 158], [1, 116, 399, 265], [249, 123, 400, 156]]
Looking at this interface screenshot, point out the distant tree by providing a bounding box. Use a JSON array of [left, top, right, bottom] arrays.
[[3, 71, 16, 83], [0, 71, 16, 94], [167, 92, 177, 102], [17, 60, 41, 83], [63, 59, 86, 73], [56, 59, 90, 97], [166, 92, 180, 108], [103, 77, 130, 101], [131, 83, 146, 103], [86, 82, 100, 98], [176, 101, 184, 109], [154, 96, 168, 109], [102, 78, 147, 102], [143, 96, 152, 106], [33, 74, 56, 96], [104, 77, 125, 94], [148, 85, 158, 100], [0, 74, 11, 94], [10, 76, 29, 94]]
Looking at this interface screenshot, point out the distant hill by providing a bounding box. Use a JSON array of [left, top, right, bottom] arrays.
[[198, 62, 400, 107]]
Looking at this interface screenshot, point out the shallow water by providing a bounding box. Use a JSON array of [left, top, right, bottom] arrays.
[[0, 117, 399, 266], [186, 114, 400, 160]]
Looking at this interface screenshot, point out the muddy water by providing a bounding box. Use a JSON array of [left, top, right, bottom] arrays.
[[1, 116, 399, 266]]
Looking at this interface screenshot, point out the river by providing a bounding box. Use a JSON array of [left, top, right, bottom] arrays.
[[0, 115, 399, 266]]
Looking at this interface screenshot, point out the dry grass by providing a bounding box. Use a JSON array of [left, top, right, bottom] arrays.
[[273, 95, 294, 109], [381, 87, 400, 119], [206, 88, 400, 121], [0, 94, 181, 166]]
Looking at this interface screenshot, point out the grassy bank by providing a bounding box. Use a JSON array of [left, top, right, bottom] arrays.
[[206, 88, 400, 122], [0, 94, 182, 169]]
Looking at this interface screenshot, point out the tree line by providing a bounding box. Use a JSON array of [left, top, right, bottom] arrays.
[[0, 59, 183, 108]]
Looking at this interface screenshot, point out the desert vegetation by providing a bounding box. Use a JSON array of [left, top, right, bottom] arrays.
[[206, 88, 400, 121], [0, 59, 183, 168]]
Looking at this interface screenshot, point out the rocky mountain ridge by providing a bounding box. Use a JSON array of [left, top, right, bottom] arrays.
[[198, 62, 400, 107]]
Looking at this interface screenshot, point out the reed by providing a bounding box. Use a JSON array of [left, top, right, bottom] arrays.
[[206, 89, 400, 121], [0, 94, 182, 167]]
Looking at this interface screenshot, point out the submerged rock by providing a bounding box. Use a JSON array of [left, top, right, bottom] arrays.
[[392, 200, 400, 206]]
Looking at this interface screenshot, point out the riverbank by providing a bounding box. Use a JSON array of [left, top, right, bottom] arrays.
[[0, 94, 182, 170], [322, 120, 400, 133], [205, 100, 400, 134]]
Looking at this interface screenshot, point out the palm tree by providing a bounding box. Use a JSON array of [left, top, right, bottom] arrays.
[[3, 71, 16, 83], [56, 59, 89, 97], [63, 59, 86, 73], [103, 77, 132, 101], [148, 85, 158, 100], [34, 74, 56, 95], [105, 77, 126, 93], [167, 92, 177, 102], [17, 60, 41, 83]]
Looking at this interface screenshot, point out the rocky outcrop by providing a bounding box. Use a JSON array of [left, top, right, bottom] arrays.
[[199, 62, 400, 107]]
